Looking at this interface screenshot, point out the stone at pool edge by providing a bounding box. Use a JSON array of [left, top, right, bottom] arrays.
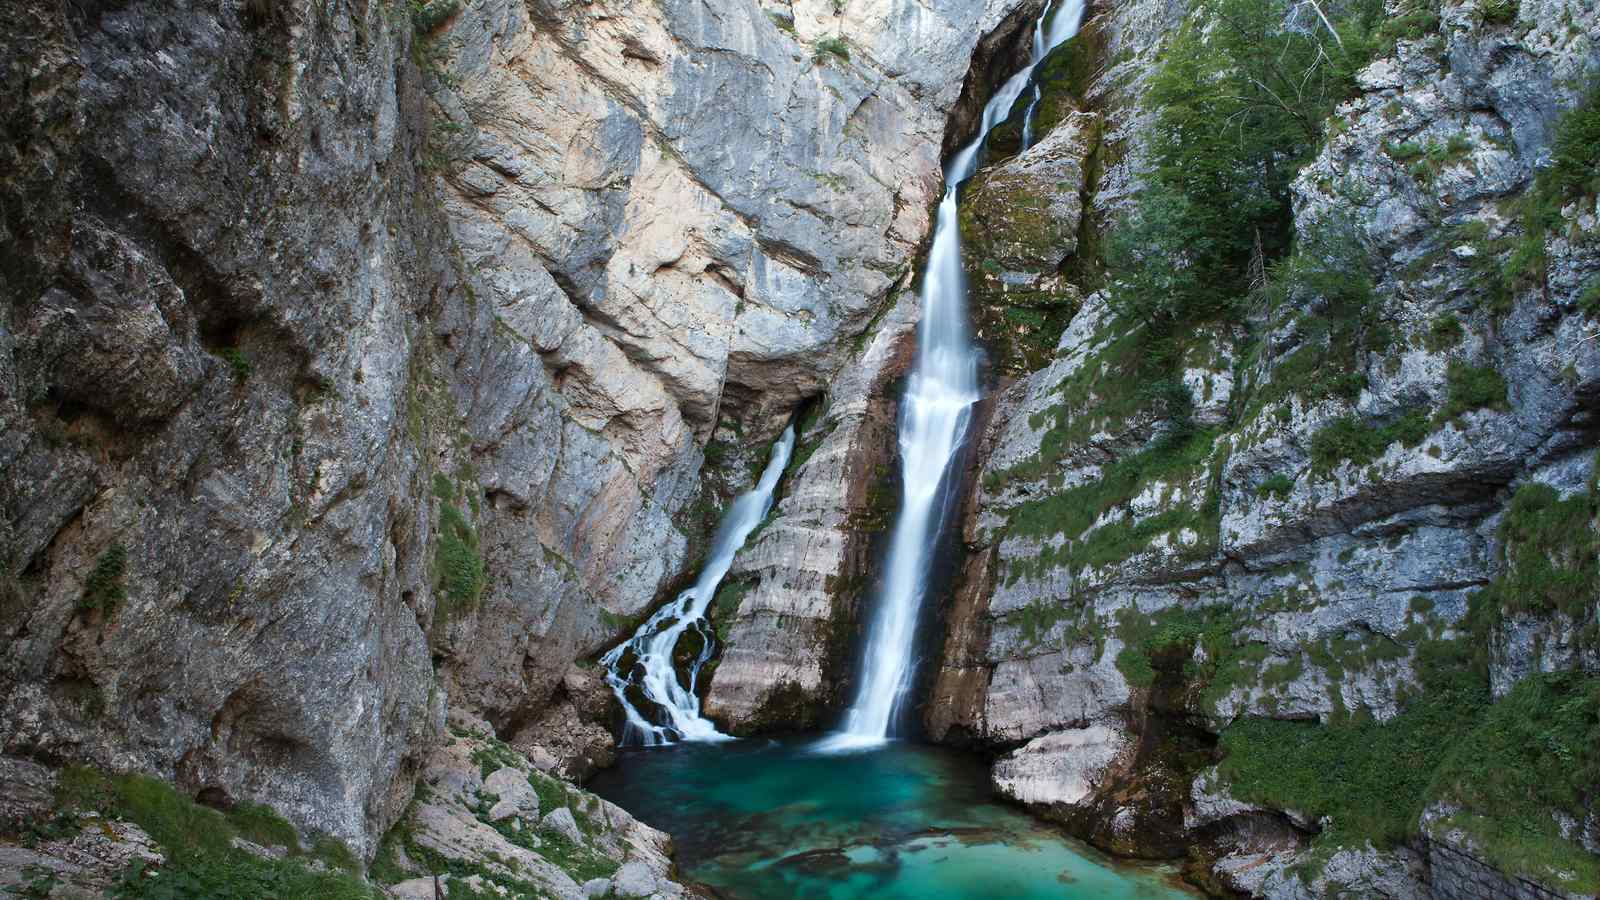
[[483, 766, 541, 822], [612, 860, 660, 897]]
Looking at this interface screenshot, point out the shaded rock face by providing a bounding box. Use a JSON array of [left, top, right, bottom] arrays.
[[961, 109, 1099, 375], [1, 0, 446, 855], [0, 0, 1030, 865], [922, 0, 1600, 895]]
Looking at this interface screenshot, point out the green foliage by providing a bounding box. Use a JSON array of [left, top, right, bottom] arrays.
[[1438, 360, 1507, 421], [1374, 0, 1440, 49], [218, 348, 252, 383], [225, 802, 300, 852], [709, 578, 753, 643], [1580, 278, 1600, 318], [1218, 634, 1485, 850], [464, 729, 525, 779], [430, 472, 456, 501], [434, 503, 484, 617], [1475, 480, 1599, 623], [79, 544, 128, 614], [1308, 411, 1428, 473], [1003, 428, 1224, 579], [766, 11, 798, 35], [813, 37, 849, 63], [48, 768, 377, 900], [1115, 646, 1157, 688], [528, 769, 573, 816], [409, 0, 460, 33], [1430, 674, 1600, 894], [1237, 215, 1384, 422], [1466, 82, 1600, 315], [1425, 313, 1464, 350], [1107, 0, 1383, 333], [1474, 0, 1518, 26], [1258, 473, 1294, 499], [1545, 81, 1600, 203]]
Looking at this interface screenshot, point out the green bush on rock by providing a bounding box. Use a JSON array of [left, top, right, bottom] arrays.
[[49, 767, 377, 900]]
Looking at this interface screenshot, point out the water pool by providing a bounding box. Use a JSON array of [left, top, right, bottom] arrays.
[[587, 738, 1199, 899]]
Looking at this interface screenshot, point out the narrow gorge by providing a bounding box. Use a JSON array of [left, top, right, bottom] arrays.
[[1, 0, 1597, 896]]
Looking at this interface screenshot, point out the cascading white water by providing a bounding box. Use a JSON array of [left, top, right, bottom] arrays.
[[820, 0, 1087, 752], [601, 425, 796, 746], [1019, 0, 1085, 149]]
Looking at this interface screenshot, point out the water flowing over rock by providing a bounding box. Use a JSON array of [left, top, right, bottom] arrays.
[[602, 425, 795, 745], [3, 0, 1599, 893]]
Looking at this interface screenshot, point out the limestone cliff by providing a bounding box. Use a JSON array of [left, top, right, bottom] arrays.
[[927, 0, 1600, 896], [0, 0, 1024, 877]]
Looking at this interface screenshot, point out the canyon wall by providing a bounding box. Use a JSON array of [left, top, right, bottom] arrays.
[[925, 0, 1600, 895], [0, 0, 1024, 868]]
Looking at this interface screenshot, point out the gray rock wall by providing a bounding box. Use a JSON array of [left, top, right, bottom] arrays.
[[0, 0, 1029, 860], [926, 0, 1600, 895]]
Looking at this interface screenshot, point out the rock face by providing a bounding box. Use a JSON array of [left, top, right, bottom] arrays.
[[923, 0, 1600, 895], [0, 0, 1028, 867], [703, 290, 918, 730]]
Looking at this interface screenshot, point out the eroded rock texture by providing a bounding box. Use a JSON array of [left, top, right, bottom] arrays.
[[0, 0, 1027, 865], [925, 0, 1600, 895]]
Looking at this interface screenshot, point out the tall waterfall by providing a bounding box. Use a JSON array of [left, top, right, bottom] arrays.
[[822, 0, 1087, 751], [601, 425, 796, 746]]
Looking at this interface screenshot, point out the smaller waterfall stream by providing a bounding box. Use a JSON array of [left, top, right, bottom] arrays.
[[1019, 0, 1086, 149], [601, 425, 796, 746], [820, 0, 1087, 752]]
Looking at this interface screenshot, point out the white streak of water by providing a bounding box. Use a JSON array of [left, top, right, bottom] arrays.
[[817, 0, 1086, 754], [601, 425, 797, 746]]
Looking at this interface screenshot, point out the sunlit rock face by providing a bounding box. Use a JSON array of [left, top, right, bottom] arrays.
[[0, 0, 1029, 858]]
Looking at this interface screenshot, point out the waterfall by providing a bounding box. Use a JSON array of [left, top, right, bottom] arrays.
[[1020, 0, 1087, 149], [819, 0, 1087, 752], [601, 425, 797, 746]]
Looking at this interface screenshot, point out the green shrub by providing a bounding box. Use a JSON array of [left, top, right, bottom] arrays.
[[1105, 0, 1386, 334], [1438, 360, 1507, 421], [1580, 278, 1600, 318], [435, 504, 485, 615], [1476, 481, 1599, 622], [1425, 313, 1464, 350], [409, 0, 459, 33], [1218, 672, 1486, 849], [1546, 81, 1600, 202], [1428, 674, 1600, 894], [218, 348, 253, 382], [814, 37, 849, 62], [50, 768, 378, 900], [79, 545, 128, 614], [1308, 411, 1428, 473], [1115, 646, 1157, 688], [1375, 0, 1440, 49], [1258, 473, 1294, 499]]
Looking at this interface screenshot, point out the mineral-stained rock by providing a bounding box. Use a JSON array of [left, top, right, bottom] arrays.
[[961, 111, 1100, 374], [0, 0, 1032, 865], [703, 291, 919, 729]]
